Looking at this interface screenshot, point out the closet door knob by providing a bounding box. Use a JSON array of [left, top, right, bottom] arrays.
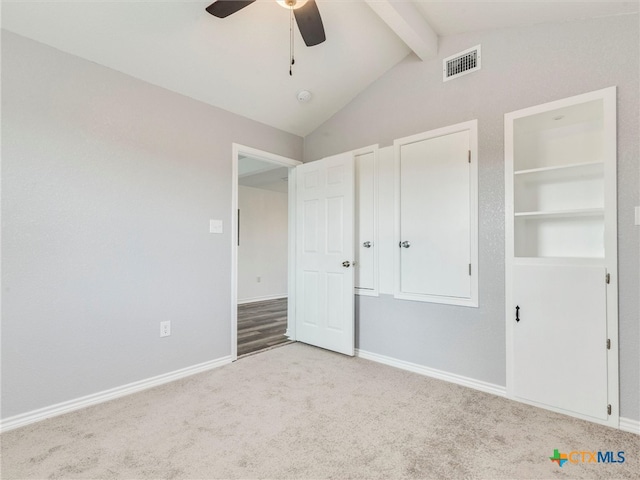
[[363, 241, 372, 248], [342, 261, 351, 268], [399, 241, 411, 248]]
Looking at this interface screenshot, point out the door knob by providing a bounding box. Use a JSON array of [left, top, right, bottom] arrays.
[[399, 241, 411, 248], [342, 261, 351, 268], [363, 241, 372, 248]]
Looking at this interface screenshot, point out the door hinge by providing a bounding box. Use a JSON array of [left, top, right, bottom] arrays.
[[607, 338, 611, 350], [607, 404, 612, 416], [606, 273, 610, 284], [468, 150, 471, 163], [468, 264, 471, 276]]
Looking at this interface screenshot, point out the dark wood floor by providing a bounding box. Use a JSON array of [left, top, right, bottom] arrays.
[[237, 298, 291, 357]]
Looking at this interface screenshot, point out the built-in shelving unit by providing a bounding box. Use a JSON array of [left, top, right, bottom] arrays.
[[505, 86, 618, 428], [511, 98, 608, 259]]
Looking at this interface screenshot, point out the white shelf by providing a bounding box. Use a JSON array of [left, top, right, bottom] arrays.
[[514, 161, 603, 178], [513, 256, 606, 266], [514, 214, 605, 259], [515, 208, 604, 219], [514, 162, 604, 212]]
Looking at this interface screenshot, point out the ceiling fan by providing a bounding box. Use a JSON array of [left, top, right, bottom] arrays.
[[205, 0, 326, 47]]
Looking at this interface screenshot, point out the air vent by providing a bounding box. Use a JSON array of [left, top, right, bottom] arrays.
[[443, 45, 481, 82]]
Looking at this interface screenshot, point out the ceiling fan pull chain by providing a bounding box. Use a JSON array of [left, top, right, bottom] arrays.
[[289, 5, 295, 76]]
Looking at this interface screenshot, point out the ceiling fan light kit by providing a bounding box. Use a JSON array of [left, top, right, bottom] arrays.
[[276, 0, 308, 9], [205, 0, 326, 75]]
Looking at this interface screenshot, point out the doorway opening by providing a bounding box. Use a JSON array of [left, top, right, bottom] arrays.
[[231, 144, 301, 360]]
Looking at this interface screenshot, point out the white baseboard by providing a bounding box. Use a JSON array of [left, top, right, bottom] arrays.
[[356, 349, 507, 398], [357, 349, 639, 435], [0, 355, 232, 433], [620, 417, 640, 435], [237, 294, 287, 305]]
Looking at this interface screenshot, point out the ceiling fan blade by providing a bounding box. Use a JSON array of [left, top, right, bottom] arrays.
[[293, 0, 326, 47], [205, 0, 256, 18]]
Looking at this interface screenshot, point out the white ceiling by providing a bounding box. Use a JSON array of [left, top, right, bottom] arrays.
[[2, 1, 638, 137], [239, 155, 290, 193]]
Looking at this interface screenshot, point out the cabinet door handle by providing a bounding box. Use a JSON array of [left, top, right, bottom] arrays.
[[399, 241, 411, 248], [363, 241, 372, 248], [515, 305, 520, 322]]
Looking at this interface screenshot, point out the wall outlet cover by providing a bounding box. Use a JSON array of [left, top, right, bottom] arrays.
[[160, 321, 171, 337]]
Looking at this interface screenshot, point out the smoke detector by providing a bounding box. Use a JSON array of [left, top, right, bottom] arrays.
[[297, 90, 312, 103]]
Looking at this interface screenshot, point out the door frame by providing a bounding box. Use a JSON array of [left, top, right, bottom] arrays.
[[231, 143, 302, 360]]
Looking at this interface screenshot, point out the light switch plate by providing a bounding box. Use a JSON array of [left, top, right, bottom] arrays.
[[635, 206, 640, 226], [209, 219, 223, 234]]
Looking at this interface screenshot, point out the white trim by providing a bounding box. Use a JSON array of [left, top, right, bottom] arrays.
[[357, 348, 636, 433], [0, 356, 232, 433], [353, 144, 380, 297], [287, 168, 298, 342], [504, 105, 516, 406], [237, 294, 287, 305], [356, 349, 506, 398], [601, 87, 620, 427], [231, 144, 302, 359], [233, 144, 302, 169], [393, 119, 479, 308], [620, 417, 640, 435]]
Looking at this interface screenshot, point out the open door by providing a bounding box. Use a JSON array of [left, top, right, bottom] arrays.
[[295, 152, 355, 356]]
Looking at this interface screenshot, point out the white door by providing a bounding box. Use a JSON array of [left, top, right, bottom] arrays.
[[512, 264, 608, 420], [295, 152, 355, 356], [355, 150, 376, 292], [398, 130, 471, 298]]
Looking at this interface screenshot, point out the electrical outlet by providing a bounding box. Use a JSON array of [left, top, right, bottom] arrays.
[[160, 321, 171, 337], [257, 276, 261, 283]]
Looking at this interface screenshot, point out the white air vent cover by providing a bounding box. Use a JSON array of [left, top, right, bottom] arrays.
[[443, 45, 481, 82]]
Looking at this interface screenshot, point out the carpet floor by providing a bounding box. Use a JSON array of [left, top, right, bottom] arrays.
[[1, 342, 638, 479]]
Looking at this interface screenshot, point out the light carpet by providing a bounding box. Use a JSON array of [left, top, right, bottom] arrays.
[[1, 342, 638, 479]]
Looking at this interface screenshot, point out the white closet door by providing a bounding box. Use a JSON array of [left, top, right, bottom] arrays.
[[295, 152, 355, 356], [512, 264, 608, 420], [398, 130, 471, 299], [355, 150, 376, 293]]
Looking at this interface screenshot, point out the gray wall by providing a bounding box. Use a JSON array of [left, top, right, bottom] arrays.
[[1, 31, 303, 419], [237, 185, 288, 302], [305, 15, 640, 420]]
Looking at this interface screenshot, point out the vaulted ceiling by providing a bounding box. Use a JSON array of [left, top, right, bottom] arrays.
[[2, 1, 638, 136]]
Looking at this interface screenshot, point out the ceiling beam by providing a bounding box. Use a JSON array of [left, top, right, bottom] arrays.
[[364, 0, 437, 61]]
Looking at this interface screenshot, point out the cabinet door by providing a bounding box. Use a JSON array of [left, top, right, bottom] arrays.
[[398, 129, 472, 300], [512, 265, 608, 420], [355, 149, 376, 294]]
